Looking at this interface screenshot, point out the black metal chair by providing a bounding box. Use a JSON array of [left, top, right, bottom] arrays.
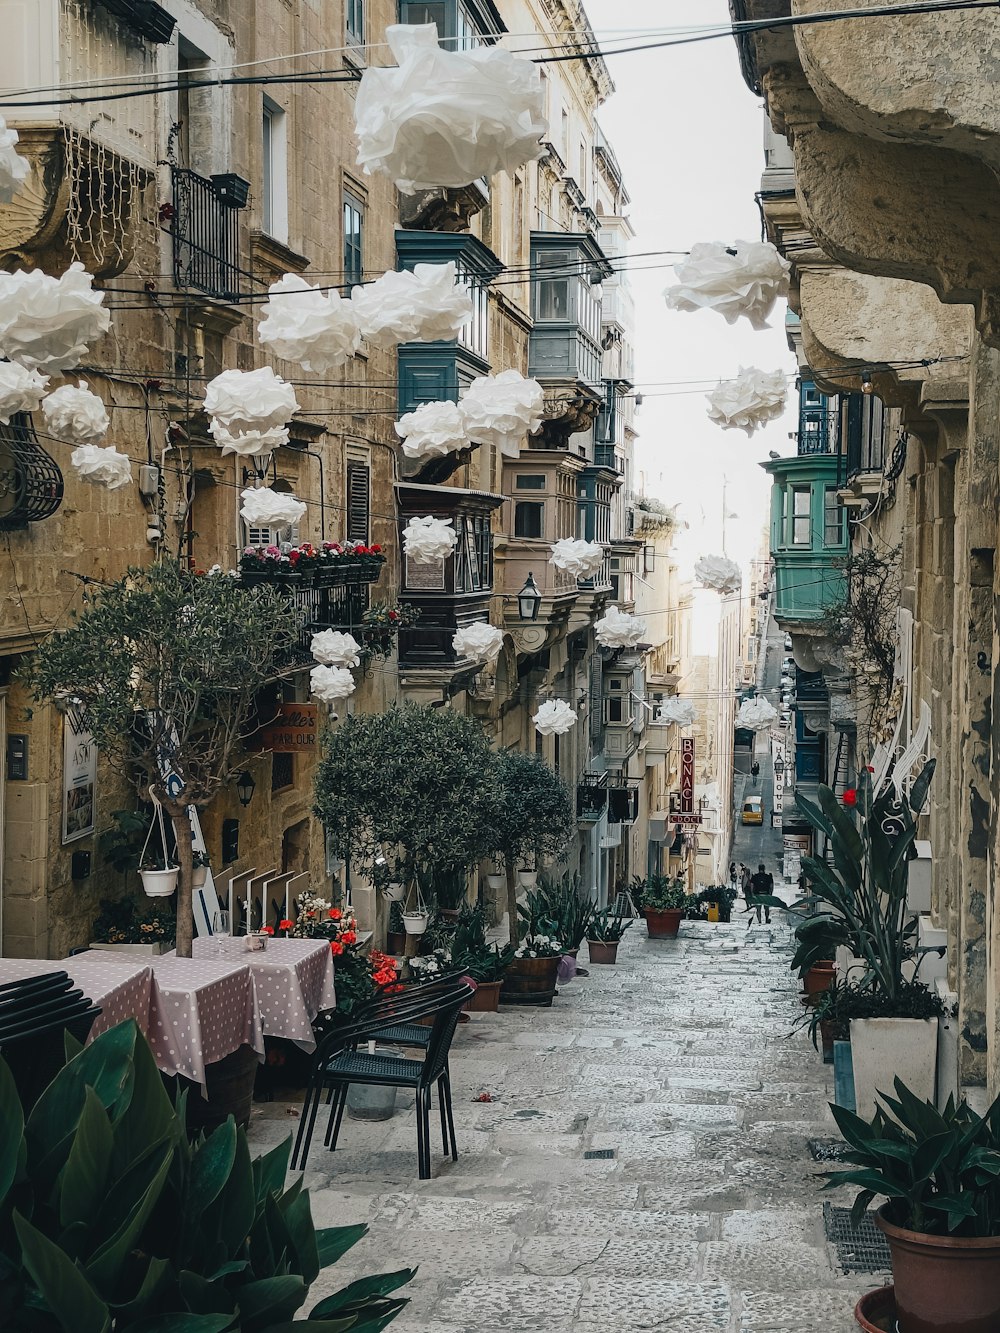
[[0, 972, 100, 1111], [293, 979, 475, 1178], [366, 971, 469, 1050]]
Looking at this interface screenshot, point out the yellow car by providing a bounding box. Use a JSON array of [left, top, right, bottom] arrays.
[[741, 796, 763, 825]]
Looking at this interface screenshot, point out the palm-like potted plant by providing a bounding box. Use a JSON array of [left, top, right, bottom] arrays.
[[519, 875, 594, 958], [586, 903, 632, 963], [451, 904, 515, 1011], [638, 874, 689, 939], [826, 1077, 1000, 1333]]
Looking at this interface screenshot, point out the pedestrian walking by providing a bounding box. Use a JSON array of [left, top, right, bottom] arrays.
[[750, 863, 775, 924], [729, 861, 737, 891], [750, 760, 760, 787], [740, 863, 753, 913]]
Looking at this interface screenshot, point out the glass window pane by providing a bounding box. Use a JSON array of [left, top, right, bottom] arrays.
[[261, 107, 272, 236], [343, 194, 364, 289], [514, 502, 543, 539], [515, 474, 545, 490]]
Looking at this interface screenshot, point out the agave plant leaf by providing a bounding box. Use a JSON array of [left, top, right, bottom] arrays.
[[177, 1268, 239, 1317], [278, 1183, 321, 1286], [112, 1031, 178, 1177], [252, 1136, 292, 1205], [817, 785, 865, 867], [205, 1128, 256, 1258], [794, 788, 838, 842], [58, 1086, 113, 1231], [0, 1060, 23, 1204], [184, 1120, 238, 1229], [13, 1211, 112, 1333], [310, 1268, 417, 1316], [234, 1273, 308, 1329], [909, 759, 936, 815], [85, 1144, 173, 1294]]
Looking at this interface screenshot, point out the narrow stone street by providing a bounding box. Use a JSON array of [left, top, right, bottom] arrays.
[[251, 912, 878, 1331]]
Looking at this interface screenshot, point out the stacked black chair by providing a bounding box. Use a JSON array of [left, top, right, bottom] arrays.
[[293, 978, 475, 1178], [0, 970, 101, 1110]]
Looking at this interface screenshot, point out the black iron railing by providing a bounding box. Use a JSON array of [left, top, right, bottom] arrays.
[[0, 413, 63, 530], [171, 166, 244, 302], [797, 408, 838, 456]]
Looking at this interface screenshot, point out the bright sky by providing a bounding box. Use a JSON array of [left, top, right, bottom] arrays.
[[583, 1, 798, 592]]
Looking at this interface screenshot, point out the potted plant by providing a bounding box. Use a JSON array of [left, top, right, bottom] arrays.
[[638, 875, 689, 939], [501, 934, 563, 1006], [386, 899, 406, 954], [698, 885, 738, 923], [139, 850, 179, 898], [484, 859, 506, 893], [427, 864, 468, 921], [517, 866, 538, 889], [826, 1077, 1000, 1333], [90, 896, 176, 955], [403, 909, 429, 937], [452, 904, 515, 1011], [587, 903, 632, 964], [519, 874, 594, 957], [191, 848, 210, 888]]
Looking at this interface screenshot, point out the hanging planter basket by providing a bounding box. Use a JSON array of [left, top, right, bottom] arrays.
[[517, 870, 538, 889], [191, 864, 209, 889], [140, 867, 179, 898], [485, 873, 505, 892], [383, 881, 406, 903], [403, 910, 429, 936]]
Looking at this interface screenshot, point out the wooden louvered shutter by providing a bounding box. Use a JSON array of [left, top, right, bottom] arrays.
[[346, 460, 370, 543]]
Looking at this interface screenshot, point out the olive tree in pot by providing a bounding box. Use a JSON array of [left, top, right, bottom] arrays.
[[827, 1078, 1000, 1333], [26, 563, 298, 957], [484, 750, 574, 948]]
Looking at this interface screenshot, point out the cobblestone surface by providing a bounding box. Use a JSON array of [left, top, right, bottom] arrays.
[[248, 914, 885, 1331]]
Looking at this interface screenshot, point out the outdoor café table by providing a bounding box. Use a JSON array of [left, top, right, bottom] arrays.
[[190, 936, 336, 1051], [146, 954, 264, 1090], [0, 954, 154, 1042]]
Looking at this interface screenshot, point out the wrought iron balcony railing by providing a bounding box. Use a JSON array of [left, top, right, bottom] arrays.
[[171, 166, 246, 302], [0, 413, 64, 530]]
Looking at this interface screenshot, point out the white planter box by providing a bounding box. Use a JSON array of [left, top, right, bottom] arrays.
[[850, 1017, 938, 1118], [89, 941, 171, 956]]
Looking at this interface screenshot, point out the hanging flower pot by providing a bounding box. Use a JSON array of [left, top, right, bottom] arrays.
[[485, 873, 505, 892], [517, 869, 538, 889], [403, 910, 430, 936], [140, 867, 179, 898], [383, 881, 406, 902]]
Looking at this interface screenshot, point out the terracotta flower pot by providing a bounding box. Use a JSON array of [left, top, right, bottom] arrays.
[[501, 955, 559, 1006], [803, 960, 836, 1006], [876, 1206, 1000, 1333], [464, 980, 502, 1012], [587, 940, 619, 965], [386, 931, 406, 954], [854, 1285, 897, 1332], [438, 908, 461, 923], [643, 907, 683, 939]]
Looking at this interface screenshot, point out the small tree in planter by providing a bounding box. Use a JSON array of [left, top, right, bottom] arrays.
[[26, 563, 298, 956], [485, 750, 574, 948]]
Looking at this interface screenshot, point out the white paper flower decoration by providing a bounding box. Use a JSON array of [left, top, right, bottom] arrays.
[[0, 116, 29, 204], [209, 421, 290, 457], [403, 515, 457, 564], [0, 362, 48, 423], [533, 699, 577, 735], [203, 367, 299, 434], [354, 23, 547, 192], [239, 486, 306, 529], [352, 261, 473, 348], [258, 274, 361, 372], [311, 630, 362, 669], [549, 538, 605, 579], [310, 664, 357, 704], [0, 263, 111, 371], [70, 444, 132, 490], [664, 241, 791, 330], [41, 381, 109, 446], [694, 555, 742, 596], [453, 621, 504, 664], [595, 605, 647, 649], [656, 697, 696, 727], [395, 399, 467, 460], [461, 370, 544, 457], [736, 696, 778, 731], [706, 367, 788, 437]]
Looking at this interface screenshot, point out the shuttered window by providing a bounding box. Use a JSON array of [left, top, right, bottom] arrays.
[[346, 460, 370, 543]]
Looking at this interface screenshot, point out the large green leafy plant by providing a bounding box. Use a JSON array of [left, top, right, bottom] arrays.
[[0, 1021, 413, 1330], [26, 564, 298, 956], [637, 875, 689, 912], [792, 761, 936, 1007], [519, 875, 594, 951], [825, 1077, 1000, 1238]]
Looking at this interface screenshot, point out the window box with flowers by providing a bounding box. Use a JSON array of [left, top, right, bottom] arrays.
[[315, 541, 386, 588], [359, 600, 420, 661], [90, 896, 176, 955], [239, 545, 304, 587]]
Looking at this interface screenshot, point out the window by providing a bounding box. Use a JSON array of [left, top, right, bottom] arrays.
[[515, 474, 545, 490], [561, 108, 569, 157], [261, 97, 288, 242], [791, 486, 811, 546], [514, 501, 544, 539], [343, 192, 364, 289], [535, 249, 573, 322], [824, 486, 845, 547], [346, 0, 365, 44], [271, 753, 294, 792], [455, 513, 492, 591], [346, 457, 370, 543], [398, 1, 489, 46], [579, 140, 587, 191]]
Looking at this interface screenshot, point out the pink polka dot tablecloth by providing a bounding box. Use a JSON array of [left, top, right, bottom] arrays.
[[147, 956, 264, 1088], [0, 956, 154, 1042], [191, 936, 337, 1050]]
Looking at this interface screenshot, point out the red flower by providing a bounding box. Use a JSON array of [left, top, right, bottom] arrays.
[[279, 918, 293, 931], [330, 940, 345, 956], [866, 765, 875, 773], [262, 925, 274, 935], [329, 908, 342, 920], [370, 544, 382, 553], [341, 929, 356, 945], [842, 789, 858, 807]]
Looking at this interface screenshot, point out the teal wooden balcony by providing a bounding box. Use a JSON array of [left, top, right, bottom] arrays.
[[762, 454, 848, 626]]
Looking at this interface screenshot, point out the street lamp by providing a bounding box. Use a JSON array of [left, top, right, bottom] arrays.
[[236, 770, 256, 807], [517, 573, 542, 622], [773, 757, 785, 780]]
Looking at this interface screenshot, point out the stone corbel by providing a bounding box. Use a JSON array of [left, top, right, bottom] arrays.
[[397, 183, 488, 233], [532, 391, 601, 448]]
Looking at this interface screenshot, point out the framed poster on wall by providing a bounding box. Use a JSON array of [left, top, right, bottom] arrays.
[[61, 710, 96, 844]]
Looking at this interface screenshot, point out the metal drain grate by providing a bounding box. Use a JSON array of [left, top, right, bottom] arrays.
[[823, 1203, 892, 1274], [583, 1148, 616, 1160], [808, 1138, 850, 1162]]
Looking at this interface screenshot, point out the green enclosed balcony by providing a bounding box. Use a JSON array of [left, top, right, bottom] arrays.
[[762, 454, 848, 626]]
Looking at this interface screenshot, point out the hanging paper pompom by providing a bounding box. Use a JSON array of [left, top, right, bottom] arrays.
[[656, 697, 696, 727], [41, 381, 109, 446], [258, 274, 361, 372], [694, 555, 742, 596], [354, 23, 547, 192], [595, 605, 647, 649], [209, 421, 290, 457], [0, 116, 30, 204], [736, 696, 777, 731], [310, 664, 357, 704], [203, 367, 299, 434], [706, 367, 787, 437], [352, 261, 473, 348], [311, 629, 362, 669], [0, 263, 111, 371], [70, 443, 132, 490], [0, 361, 48, 423], [453, 621, 504, 664], [403, 515, 458, 564], [549, 538, 605, 579], [461, 370, 544, 457], [239, 486, 306, 529], [533, 699, 577, 735], [395, 399, 467, 460], [664, 241, 790, 330]]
